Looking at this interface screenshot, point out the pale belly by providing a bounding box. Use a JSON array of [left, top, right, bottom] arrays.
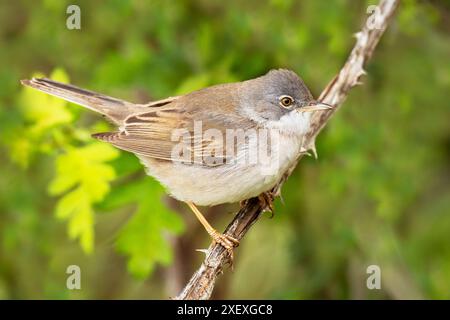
[[139, 133, 303, 206]]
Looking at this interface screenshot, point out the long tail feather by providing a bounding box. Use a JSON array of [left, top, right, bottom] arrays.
[[20, 78, 135, 124]]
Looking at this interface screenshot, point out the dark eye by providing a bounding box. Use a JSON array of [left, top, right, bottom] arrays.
[[279, 95, 294, 108]]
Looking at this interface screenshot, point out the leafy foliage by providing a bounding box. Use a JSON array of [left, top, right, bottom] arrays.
[[4, 67, 183, 275], [49, 143, 118, 253], [105, 178, 184, 278]]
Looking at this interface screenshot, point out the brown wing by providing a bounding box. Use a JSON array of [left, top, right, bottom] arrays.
[[93, 83, 256, 166]]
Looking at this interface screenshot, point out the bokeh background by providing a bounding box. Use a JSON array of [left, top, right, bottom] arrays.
[[0, 0, 449, 299]]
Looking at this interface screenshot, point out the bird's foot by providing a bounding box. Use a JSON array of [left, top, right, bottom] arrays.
[[239, 199, 249, 208], [210, 230, 239, 268], [259, 192, 275, 218]]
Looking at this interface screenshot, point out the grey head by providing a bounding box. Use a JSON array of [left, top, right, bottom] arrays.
[[238, 69, 328, 123]]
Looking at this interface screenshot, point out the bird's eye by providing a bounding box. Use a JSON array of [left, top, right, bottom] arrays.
[[279, 95, 294, 108]]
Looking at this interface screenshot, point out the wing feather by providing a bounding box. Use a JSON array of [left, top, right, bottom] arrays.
[[93, 82, 256, 167]]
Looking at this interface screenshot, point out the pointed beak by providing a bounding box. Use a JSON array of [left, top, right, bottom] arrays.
[[298, 101, 334, 112]]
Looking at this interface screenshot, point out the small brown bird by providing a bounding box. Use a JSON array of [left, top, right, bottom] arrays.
[[21, 69, 331, 260]]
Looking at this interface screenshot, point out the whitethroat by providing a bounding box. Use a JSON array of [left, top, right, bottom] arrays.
[[22, 69, 332, 261]]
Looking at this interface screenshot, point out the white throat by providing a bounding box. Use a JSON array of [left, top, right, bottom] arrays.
[[265, 110, 312, 137]]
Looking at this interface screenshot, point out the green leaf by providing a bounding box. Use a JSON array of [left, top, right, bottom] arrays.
[[106, 178, 184, 278], [49, 142, 119, 253], [20, 68, 73, 136]]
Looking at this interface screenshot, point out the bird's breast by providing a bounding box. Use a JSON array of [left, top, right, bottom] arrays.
[[139, 112, 310, 206]]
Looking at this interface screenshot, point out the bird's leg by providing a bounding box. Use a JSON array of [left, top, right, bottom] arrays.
[[258, 191, 275, 218], [186, 202, 239, 265]]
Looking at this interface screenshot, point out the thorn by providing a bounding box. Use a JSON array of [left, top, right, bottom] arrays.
[[353, 78, 364, 86], [309, 144, 318, 159], [279, 192, 285, 206], [196, 248, 209, 256], [300, 147, 312, 157]]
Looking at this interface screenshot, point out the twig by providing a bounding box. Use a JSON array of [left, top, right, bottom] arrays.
[[175, 0, 399, 300]]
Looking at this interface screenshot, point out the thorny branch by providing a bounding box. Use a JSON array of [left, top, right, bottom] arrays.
[[175, 0, 399, 300]]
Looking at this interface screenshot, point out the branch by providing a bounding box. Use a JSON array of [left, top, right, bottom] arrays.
[[175, 0, 399, 300]]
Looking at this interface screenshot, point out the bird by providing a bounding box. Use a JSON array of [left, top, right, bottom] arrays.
[[21, 69, 331, 262]]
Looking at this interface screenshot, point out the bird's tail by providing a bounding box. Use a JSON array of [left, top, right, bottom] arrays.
[[20, 78, 137, 124]]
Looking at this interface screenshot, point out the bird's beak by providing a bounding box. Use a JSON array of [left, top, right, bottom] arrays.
[[298, 101, 334, 112]]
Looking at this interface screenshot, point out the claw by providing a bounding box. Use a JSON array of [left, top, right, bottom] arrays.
[[259, 192, 275, 218], [239, 199, 249, 208], [211, 231, 239, 269], [186, 201, 239, 269]]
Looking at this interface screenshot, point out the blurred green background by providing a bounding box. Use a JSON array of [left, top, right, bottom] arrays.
[[0, 0, 449, 299]]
